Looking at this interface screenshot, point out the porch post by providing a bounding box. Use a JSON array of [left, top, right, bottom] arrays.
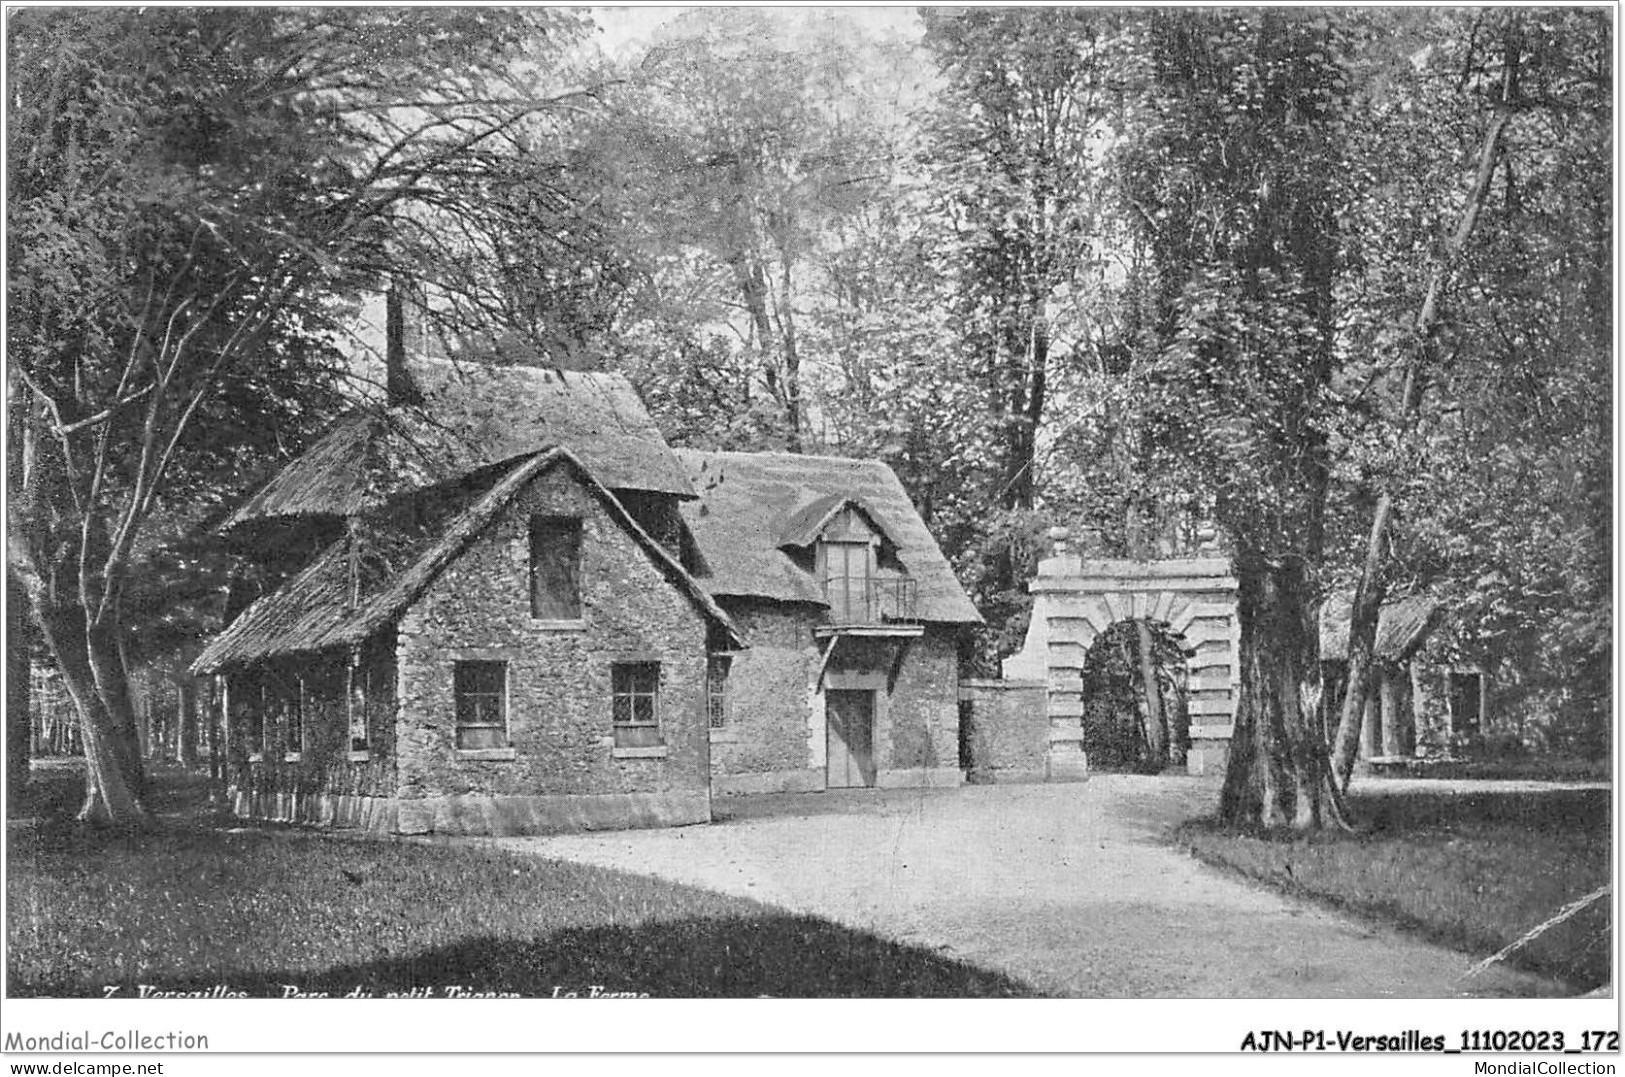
[[1380, 666, 1406, 758]]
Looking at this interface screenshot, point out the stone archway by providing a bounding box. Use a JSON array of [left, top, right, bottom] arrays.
[[1003, 529, 1239, 779], [1075, 618, 1192, 772]]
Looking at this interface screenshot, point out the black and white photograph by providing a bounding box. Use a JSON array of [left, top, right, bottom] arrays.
[[2, 2, 1615, 1067]]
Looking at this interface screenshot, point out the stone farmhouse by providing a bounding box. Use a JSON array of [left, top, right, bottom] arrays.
[[195, 359, 982, 835], [677, 450, 983, 794]]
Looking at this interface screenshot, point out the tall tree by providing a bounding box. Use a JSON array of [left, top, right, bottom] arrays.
[[7, 7, 586, 823], [406, 103, 638, 369], [1121, 10, 1355, 829], [921, 9, 1118, 513], [1327, 8, 1613, 780], [594, 9, 907, 449], [918, 9, 1131, 659]]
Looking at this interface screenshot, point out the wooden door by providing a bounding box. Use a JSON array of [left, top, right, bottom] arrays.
[[822, 541, 871, 623], [826, 689, 876, 788]]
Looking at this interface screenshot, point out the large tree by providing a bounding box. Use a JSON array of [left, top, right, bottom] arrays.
[[918, 9, 1129, 651], [1118, 9, 1610, 827], [1326, 7, 1613, 778], [7, 7, 587, 823], [589, 9, 912, 450], [1121, 10, 1355, 829]]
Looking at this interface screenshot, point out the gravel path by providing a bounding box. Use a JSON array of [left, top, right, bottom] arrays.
[[493, 776, 1574, 998]]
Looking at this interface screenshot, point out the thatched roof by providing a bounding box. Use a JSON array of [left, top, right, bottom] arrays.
[[194, 449, 742, 674], [226, 363, 691, 528], [1318, 593, 1441, 663], [676, 450, 983, 625], [776, 494, 899, 549]]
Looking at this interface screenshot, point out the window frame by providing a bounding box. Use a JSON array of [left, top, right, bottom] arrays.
[[453, 660, 510, 752], [706, 654, 731, 730], [611, 661, 663, 752]]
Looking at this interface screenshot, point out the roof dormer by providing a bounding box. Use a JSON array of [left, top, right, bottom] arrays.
[[777, 496, 917, 628]]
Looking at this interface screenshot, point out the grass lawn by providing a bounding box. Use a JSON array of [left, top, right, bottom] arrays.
[[7, 766, 1038, 999], [1174, 784, 1611, 992]]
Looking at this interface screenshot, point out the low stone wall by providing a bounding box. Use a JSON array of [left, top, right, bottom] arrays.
[[712, 766, 823, 796], [394, 791, 710, 836], [958, 679, 1049, 784], [231, 787, 399, 832], [229, 786, 709, 836]]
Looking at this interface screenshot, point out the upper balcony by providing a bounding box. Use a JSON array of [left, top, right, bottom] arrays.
[[818, 575, 923, 637]]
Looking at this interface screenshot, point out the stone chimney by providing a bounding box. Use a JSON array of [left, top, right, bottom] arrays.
[[385, 280, 425, 406]]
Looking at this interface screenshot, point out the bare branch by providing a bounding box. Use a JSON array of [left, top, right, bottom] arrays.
[[54, 383, 156, 436], [11, 365, 87, 519]]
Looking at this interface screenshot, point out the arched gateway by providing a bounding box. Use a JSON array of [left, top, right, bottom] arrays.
[[1003, 529, 1239, 778]]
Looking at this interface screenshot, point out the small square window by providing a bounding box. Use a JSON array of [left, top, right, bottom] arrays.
[[455, 661, 508, 750], [612, 662, 661, 748]]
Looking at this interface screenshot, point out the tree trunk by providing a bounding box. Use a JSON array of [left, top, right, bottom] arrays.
[[31, 601, 147, 825], [6, 571, 33, 813], [728, 250, 780, 404], [1331, 497, 1391, 786], [774, 253, 802, 451], [6, 383, 34, 812], [1220, 553, 1339, 830], [1000, 314, 1049, 514], [1134, 619, 1166, 767], [84, 616, 147, 796], [10, 368, 150, 824]]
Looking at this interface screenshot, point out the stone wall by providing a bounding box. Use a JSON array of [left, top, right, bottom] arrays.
[[711, 602, 964, 794], [958, 678, 1048, 783], [387, 466, 711, 833], [709, 601, 823, 794], [871, 626, 962, 786]]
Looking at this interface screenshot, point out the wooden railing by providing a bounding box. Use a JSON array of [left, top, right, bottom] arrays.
[[824, 575, 919, 625]]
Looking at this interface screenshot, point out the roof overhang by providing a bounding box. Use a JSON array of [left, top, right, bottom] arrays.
[[813, 624, 926, 639]]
